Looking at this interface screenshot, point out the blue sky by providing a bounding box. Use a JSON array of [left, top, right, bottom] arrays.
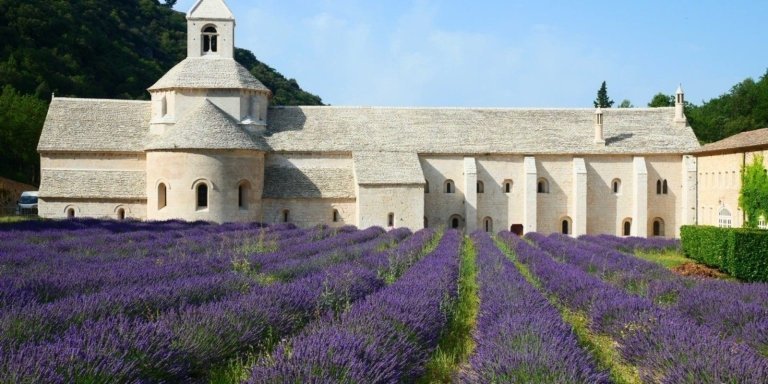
[[175, 0, 768, 108]]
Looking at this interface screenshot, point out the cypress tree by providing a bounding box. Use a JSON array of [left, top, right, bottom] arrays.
[[593, 81, 615, 108]]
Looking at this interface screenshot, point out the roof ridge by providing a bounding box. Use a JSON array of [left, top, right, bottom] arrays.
[[52, 97, 150, 104], [269, 105, 674, 111]]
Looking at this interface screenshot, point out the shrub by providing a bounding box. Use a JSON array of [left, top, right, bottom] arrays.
[[727, 229, 768, 282], [681, 225, 768, 282], [680, 225, 729, 267]]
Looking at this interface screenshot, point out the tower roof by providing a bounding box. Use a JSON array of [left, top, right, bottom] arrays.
[[146, 99, 267, 151], [188, 0, 234, 20], [148, 57, 270, 93]]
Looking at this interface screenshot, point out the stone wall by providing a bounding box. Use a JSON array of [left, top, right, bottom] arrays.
[[356, 185, 424, 230], [38, 198, 147, 220], [697, 149, 768, 228], [421, 156, 467, 229], [262, 198, 356, 228], [146, 150, 264, 223]]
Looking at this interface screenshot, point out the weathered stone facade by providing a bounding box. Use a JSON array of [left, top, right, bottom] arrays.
[[695, 128, 768, 229], [36, 0, 703, 237]]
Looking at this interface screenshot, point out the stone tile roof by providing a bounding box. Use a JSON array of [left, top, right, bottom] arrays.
[[38, 98, 150, 153], [265, 107, 700, 155], [148, 57, 270, 93], [188, 0, 234, 19], [696, 128, 768, 155], [39, 170, 146, 199], [353, 152, 424, 185], [146, 100, 268, 151], [263, 167, 355, 199]]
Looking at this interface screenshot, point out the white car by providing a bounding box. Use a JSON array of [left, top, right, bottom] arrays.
[[16, 191, 38, 215]]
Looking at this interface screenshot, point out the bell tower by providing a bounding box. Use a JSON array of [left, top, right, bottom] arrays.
[[187, 0, 236, 59]]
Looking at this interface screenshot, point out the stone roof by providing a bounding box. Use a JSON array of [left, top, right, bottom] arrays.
[[263, 167, 355, 199], [148, 57, 270, 93], [696, 128, 768, 155], [265, 107, 701, 155], [188, 0, 234, 20], [38, 98, 150, 153], [146, 100, 267, 151], [353, 152, 424, 185], [39, 170, 146, 199]]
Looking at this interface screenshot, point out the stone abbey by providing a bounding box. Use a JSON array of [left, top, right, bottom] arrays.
[[37, 0, 713, 237]]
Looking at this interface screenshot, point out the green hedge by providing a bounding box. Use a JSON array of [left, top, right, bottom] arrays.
[[680, 225, 768, 282]]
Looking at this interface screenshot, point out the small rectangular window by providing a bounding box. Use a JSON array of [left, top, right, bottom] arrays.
[[388, 213, 395, 227]]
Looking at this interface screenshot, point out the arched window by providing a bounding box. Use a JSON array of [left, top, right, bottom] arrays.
[[484, 217, 493, 233], [718, 207, 732, 228], [445, 180, 455, 194], [656, 180, 662, 194], [196, 183, 208, 209], [158, 183, 167, 210], [117, 208, 125, 221], [333, 209, 340, 223], [477, 181, 484, 194], [238, 182, 250, 209], [662, 179, 668, 194], [425, 180, 430, 194], [503, 179, 513, 193], [282, 209, 290, 223], [67, 208, 75, 219], [612, 179, 621, 194], [537, 178, 549, 194], [388, 213, 395, 227], [623, 219, 632, 236], [449, 214, 463, 229], [561, 217, 572, 235], [202, 26, 218, 53], [653, 218, 665, 237]]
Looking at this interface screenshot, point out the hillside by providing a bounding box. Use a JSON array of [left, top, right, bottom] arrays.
[[0, 0, 323, 186]]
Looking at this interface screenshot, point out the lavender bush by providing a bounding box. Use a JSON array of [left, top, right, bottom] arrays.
[[461, 231, 608, 383], [247, 230, 461, 383], [531, 233, 768, 356], [0, 221, 438, 382], [500, 232, 768, 382]]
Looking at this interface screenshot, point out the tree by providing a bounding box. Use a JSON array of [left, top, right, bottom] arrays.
[[593, 81, 614, 108], [739, 154, 768, 229], [0, 86, 48, 185], [618, 99, 633, 108], [648, 93, 674, 107]]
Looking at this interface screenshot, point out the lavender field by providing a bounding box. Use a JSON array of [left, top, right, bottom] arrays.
[[0, 219, 766, 383]]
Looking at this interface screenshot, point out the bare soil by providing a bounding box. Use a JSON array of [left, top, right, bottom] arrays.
[[671, 262, 728, 279]]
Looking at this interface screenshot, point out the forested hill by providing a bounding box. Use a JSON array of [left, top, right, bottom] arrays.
[[0, 0, 323, 186], [685, 71, 768, 144], [0, 0, 323, 103]]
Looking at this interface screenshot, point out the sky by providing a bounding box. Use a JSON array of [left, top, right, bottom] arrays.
[[175, 0, 768, 108]]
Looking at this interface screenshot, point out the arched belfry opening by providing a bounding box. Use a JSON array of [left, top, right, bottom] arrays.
[[202, 25, 218, 54]]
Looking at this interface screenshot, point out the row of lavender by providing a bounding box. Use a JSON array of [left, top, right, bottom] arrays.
[[0, 220, 443, 382], [539, 233, 768, 357], [500, 232, 767, 382], [0, 223, 387, 347], [461, 231, 608, 383], [248, 230, 463, 382]]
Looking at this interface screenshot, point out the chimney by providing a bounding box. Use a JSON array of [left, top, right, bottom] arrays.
[[594, 107, 605, 145], [675, 85, 687, 126]]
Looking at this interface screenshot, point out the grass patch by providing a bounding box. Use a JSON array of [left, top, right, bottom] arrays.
[[495, 237, 642, 384], [207, 352, 260, 384], [634, 249, 693, 269], [418, 238, 480, 383], [0, 215, 40, 224]]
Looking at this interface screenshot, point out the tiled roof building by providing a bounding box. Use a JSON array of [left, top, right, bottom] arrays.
[[37, 0, 702, 237]]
